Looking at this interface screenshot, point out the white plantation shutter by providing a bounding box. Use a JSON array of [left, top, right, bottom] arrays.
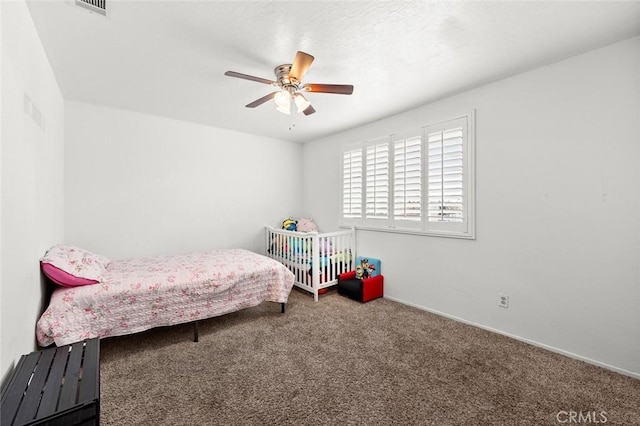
[[426, 115, 470, 235], [427, 126, 463, 223], [365, 142, 389, 219], [340, 111, 474, 238], [393, 136, 422, 222], [342, 149, 363, 218]]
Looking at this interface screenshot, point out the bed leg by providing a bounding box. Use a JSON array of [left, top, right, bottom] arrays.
[[193, 321, 199, 342], [281, 303, 285, 314]]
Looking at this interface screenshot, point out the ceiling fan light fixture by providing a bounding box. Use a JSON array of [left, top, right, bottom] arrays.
[[275, 90, 292, 115], [294, 94, 311, 112], [276, 105, 291, 115], [274, 90, 309, 115], [274, 92, 311, 115], [274, 90, 290, 108]]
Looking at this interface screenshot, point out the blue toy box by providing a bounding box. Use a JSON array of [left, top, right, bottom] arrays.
[[355, 257, 381, 280]]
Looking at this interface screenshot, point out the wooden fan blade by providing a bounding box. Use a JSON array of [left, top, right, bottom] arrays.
[[303, 105, 316, 116], [289, 51, 314, 82], [246, 92, 278, 108], [225, 71, 276, 85], [303, 83, 354, 95]]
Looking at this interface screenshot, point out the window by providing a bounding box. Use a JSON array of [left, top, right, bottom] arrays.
[[340, 111, 475, 239]]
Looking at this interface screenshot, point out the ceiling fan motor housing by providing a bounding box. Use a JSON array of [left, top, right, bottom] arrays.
[[275, 64, 297, 91]]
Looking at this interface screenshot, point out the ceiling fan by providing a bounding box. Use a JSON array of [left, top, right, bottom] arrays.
[[224, 51, 354, 116]]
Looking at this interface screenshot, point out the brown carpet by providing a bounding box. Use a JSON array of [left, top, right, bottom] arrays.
[[100, 288, 640, 425]]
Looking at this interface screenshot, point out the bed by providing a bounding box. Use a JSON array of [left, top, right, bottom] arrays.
[[265, 226, 355, 301], [36, 245, 295, 347]]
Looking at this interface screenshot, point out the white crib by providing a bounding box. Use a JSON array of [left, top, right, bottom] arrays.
[[265, 226, 355, 301]]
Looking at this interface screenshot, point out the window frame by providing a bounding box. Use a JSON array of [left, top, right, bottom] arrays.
[[339, 110, 475, 239]]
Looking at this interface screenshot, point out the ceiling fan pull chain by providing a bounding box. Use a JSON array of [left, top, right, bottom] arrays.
[[289, 97, 296, 130]]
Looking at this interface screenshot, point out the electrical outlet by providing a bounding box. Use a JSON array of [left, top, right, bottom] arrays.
[[498, 294, 509, 308]]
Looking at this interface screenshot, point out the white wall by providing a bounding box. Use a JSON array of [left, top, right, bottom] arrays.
[[0, 0, 4, 386], [65, 101, 302, 259], [0, 0, 65, 383], [302, 37, 640, 377]]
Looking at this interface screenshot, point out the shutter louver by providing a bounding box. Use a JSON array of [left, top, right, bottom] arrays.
[[366, 143, 389, 219], [343, 149, 363, 218], [428, 126, 464, 223], [393, 136, 422, 221]]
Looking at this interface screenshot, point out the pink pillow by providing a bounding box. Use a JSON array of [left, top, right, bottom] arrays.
[[40, 244, 110, 284], [41, 262, 99, 287]]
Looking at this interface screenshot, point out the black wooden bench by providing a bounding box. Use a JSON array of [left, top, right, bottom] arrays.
[[1, 338, 100, 426]]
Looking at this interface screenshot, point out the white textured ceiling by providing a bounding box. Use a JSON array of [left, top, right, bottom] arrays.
[[25, 0, 640, 143]]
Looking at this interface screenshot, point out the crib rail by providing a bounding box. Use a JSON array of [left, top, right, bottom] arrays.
[[265, 226, 355, 301]]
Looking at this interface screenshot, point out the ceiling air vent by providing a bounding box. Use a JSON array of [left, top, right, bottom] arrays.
[[75, 0, 107, 16]]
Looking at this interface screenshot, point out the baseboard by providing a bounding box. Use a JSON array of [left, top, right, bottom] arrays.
[[384, 296, 640, 380]]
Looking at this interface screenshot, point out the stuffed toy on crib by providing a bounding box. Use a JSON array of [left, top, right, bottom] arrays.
[[282, 217, 297, 231]]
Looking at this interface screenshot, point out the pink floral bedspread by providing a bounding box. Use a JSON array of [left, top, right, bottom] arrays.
[[36, 249, 294, 346]]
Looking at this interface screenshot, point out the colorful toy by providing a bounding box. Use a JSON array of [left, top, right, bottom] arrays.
[[282, 217, 297, 231], [355, 257, 380, 279]]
